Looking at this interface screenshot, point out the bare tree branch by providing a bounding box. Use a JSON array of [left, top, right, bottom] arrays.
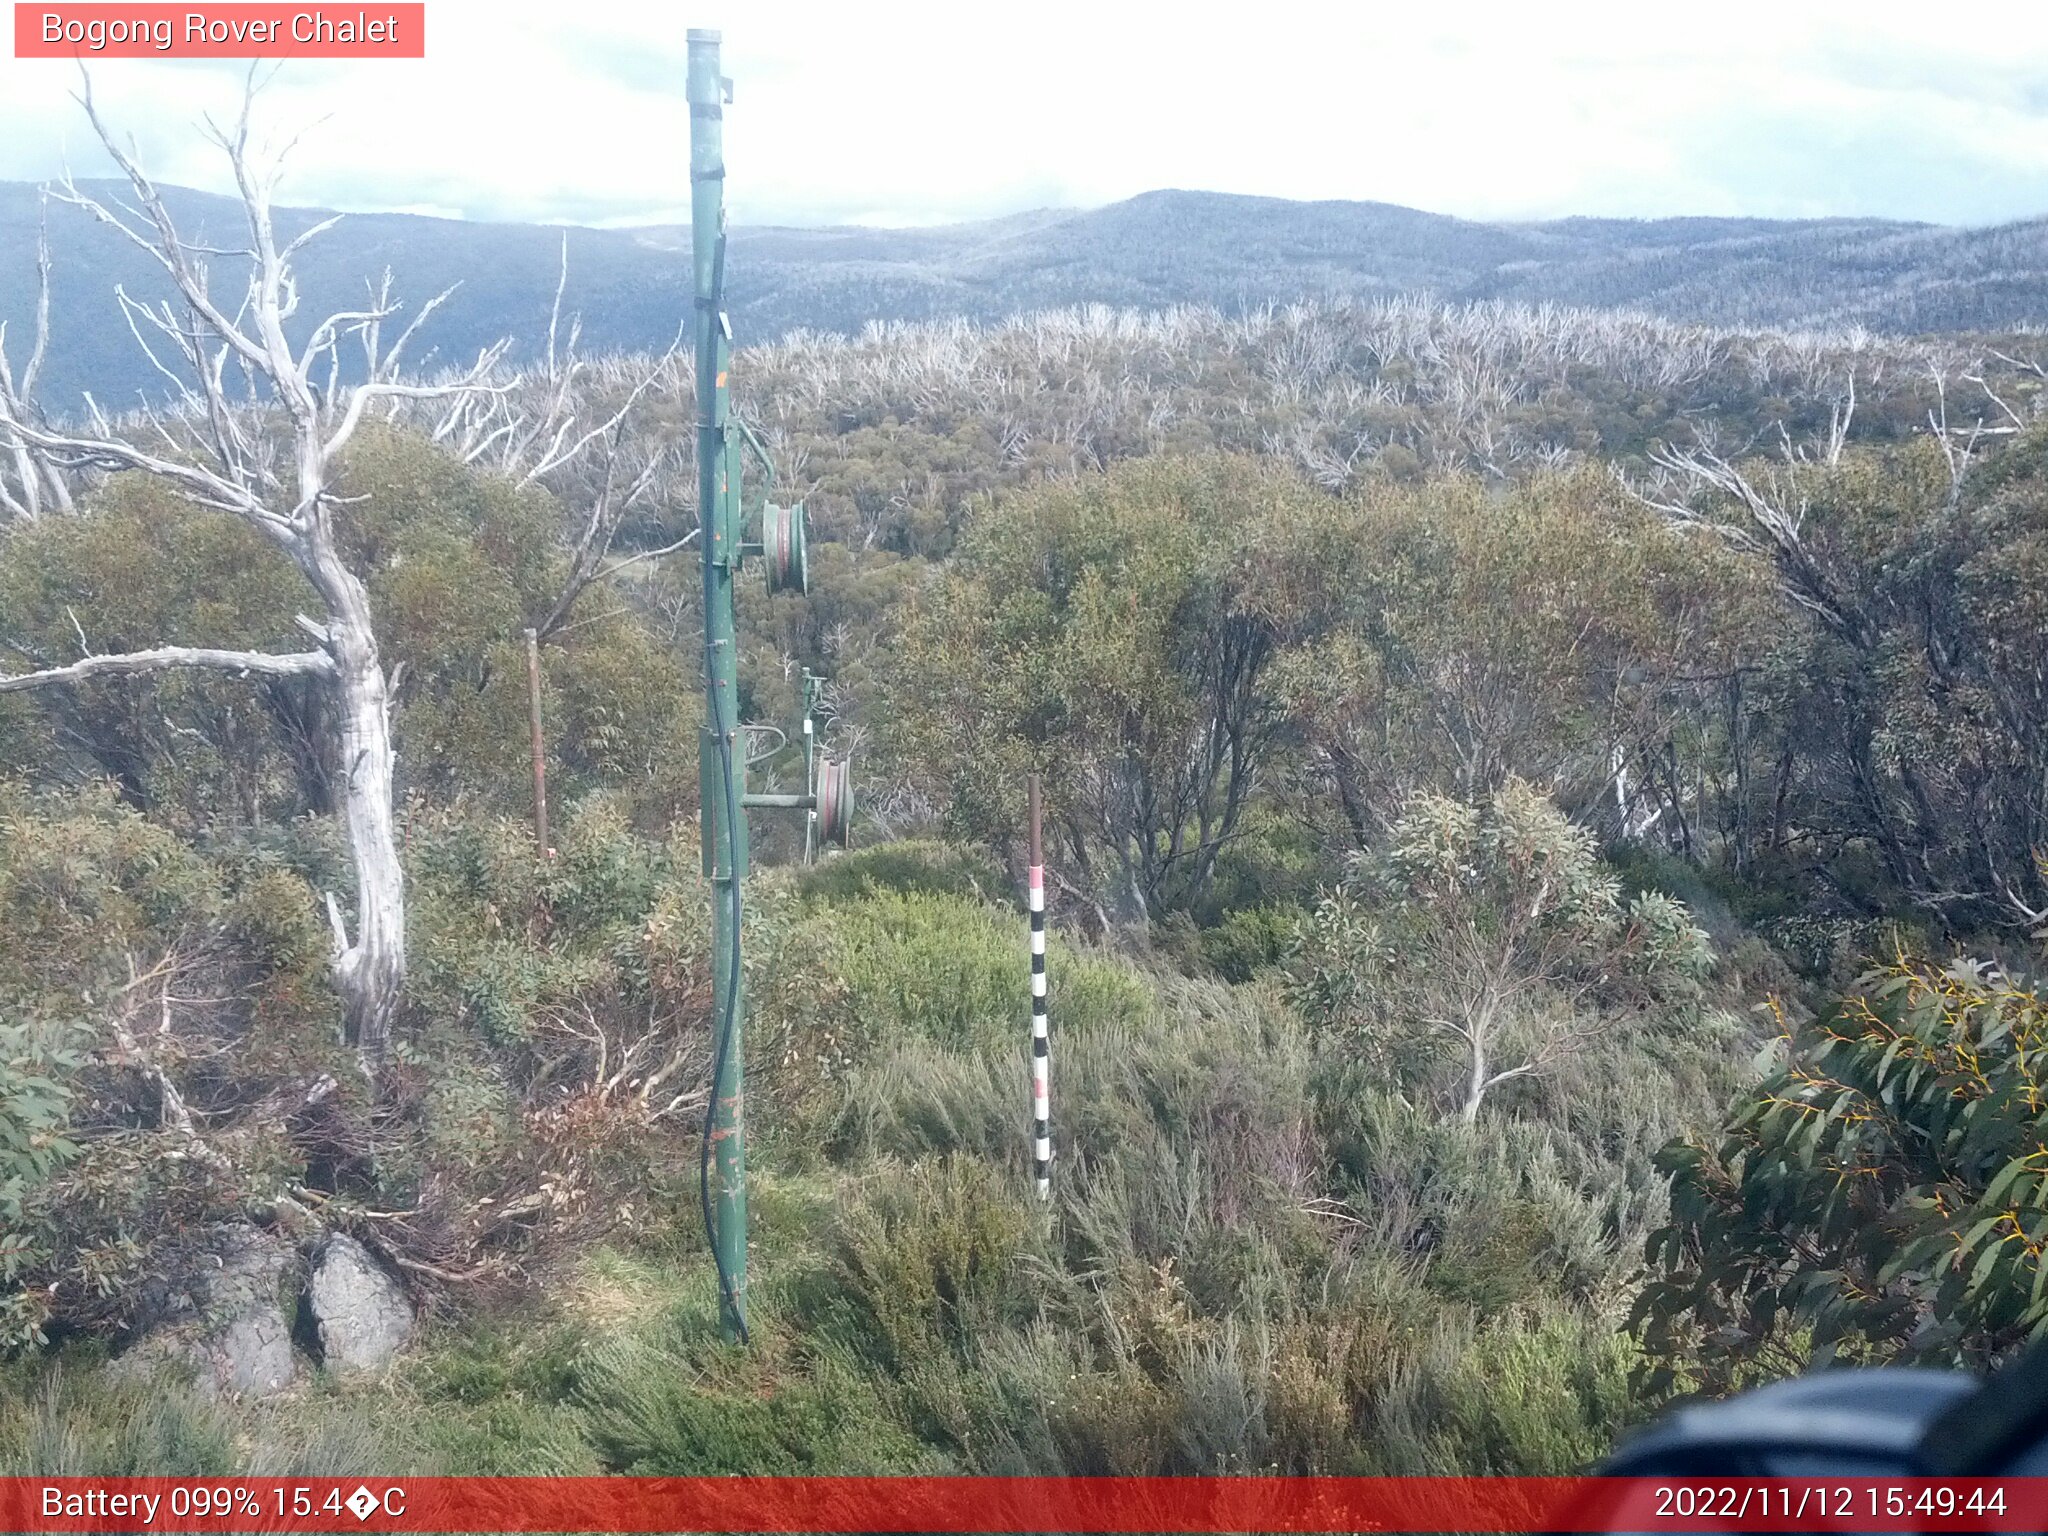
[[1638, 438, 1867, 645], [0, 414, 289, 529], [587, 527, 700, 586], [322, 365, 510, 465], [0, 191, 72, 520], [0, 645, 334, 692]]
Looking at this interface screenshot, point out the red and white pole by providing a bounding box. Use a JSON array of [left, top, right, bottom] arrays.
[[1028, 772, 1050, 1199]]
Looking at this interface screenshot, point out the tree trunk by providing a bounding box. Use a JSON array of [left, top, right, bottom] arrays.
[[1729, 670, 1752, 875], [1461, 1036, 1487, 1123], [1329, 749, 1372, 847], [1768, 742, 1795, 852], [320, 563, 405, 1065]]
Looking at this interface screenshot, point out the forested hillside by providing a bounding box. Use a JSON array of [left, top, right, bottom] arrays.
[[6, 178, 2048, 406], [6, 182, 2048, 1476]]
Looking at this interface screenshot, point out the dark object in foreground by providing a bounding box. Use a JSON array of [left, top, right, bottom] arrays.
[[1554, 1353, 2048, 1533], [1601, 1343, 2048, 1477]]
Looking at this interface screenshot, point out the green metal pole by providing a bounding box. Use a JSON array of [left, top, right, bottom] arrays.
[[689, 26, 748, 1344]]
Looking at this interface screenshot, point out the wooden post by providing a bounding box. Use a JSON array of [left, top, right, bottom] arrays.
[[1028, 773, 1050, 1199], [524, 627, 550, 857]]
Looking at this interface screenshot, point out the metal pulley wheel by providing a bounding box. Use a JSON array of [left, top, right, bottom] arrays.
[[815, 754, 853, 848], [761, 500, 809, 596]]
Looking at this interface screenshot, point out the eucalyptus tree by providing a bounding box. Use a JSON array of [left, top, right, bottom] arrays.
[[890, 454, 1333, 924], [1290, 777, 1712, 1122], [1639, 419, 2048, 932]]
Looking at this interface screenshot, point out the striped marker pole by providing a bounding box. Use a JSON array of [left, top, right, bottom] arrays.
[[1028, 773, 1051, 1199]]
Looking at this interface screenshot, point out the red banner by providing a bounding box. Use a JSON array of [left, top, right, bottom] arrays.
[[13, 4, 424, 58], [1, 1476, 2044, 1533]]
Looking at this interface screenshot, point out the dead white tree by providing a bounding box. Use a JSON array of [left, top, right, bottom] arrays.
[[1634, 437, 1868, 648], [0, 191, 75, 521], [418, 235, 692, 642], [0, 77, 506, 1067]]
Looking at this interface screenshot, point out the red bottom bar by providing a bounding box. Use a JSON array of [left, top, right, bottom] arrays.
[[3, 1476, 2044, 1533]]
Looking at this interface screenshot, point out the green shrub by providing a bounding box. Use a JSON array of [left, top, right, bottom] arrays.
[[0, 780, 218, 1012], [797, 839, 1007, 905], [1192, 808, 1330, 926], [1199, 905, 1302, 982], [0, 1362, 236, 1476], [1362, 1309, 1637, 1475], [576, 1324, 934, 1475], [825, 1041, 1016, 1164], [781, 886, 1149, 1064], [0, 783, 346, 1349], [0, 1019, 85, 1349], [827, 1158, 1043, 1369], [1288, 779, 1712, 1122], [0, 429, 696, 833]]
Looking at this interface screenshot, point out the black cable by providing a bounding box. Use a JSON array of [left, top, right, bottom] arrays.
[[698, 708, 750, 1345]]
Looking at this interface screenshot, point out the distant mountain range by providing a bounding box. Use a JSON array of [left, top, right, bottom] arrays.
[[4, 180, 2045, 408]]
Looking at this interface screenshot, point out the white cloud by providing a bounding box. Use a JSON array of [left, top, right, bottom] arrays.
[[1, 0, 2046, 226]]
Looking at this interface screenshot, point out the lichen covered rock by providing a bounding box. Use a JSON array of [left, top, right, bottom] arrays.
[[306, 1232, 413, 1374]]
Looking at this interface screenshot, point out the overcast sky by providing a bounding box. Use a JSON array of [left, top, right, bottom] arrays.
[[3, 0, 2048, 229]]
